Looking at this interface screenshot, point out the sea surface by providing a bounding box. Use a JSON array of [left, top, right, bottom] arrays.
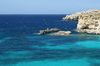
[[0, 15, 100, 66]]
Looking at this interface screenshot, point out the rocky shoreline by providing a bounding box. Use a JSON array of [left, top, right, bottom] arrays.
[[40, 10, 100, 36], [62, 13, 81, 21], [76, 29, 100, 35], [63, 10, 100, 35]]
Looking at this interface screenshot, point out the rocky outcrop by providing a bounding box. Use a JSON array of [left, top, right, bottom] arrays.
[[63, 10, 100, 35], [40, 28, 71, 36], [52, 31, 71, 36], [77, 29, 100, 35], [77, 10, 100, 34], [62, 12, 81, 21], [50, 28, 60, 32], [40, 28, 60, 35], [40, 28, 51, 35]]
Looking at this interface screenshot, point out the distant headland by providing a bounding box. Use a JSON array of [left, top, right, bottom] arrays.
[[63, 10, 100, 35]]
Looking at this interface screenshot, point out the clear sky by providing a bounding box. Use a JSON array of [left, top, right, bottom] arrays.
[[0, 0, 100, 14]]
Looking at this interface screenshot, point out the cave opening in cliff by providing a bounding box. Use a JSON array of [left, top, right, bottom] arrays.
[[82, 27, 89, 29]]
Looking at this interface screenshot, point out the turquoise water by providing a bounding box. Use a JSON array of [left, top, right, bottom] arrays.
[[0, 15, 100, 66]]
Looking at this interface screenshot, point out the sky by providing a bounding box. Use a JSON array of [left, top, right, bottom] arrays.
[[0, 0, 100, 14]]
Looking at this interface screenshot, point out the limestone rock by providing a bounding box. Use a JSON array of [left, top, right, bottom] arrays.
[[63, 10, 100, 21], [63, 10, 100, 35], [40, 28, 51, 35], [50, 28, 60, 32], [77, 10, 100, 34], [40, 28, 60, 35], [52, 31, 71, 36], [77, 29, 100, 35], [62, 12, 81, 21]]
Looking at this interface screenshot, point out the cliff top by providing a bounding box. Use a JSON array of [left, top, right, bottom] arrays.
[[63, 10, 100, 21], [79, 10, 100, 20]]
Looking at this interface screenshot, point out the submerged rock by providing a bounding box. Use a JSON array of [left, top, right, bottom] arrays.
[[52, 31, 71, 36]]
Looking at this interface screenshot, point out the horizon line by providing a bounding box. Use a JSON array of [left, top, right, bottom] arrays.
[[0, 14, 70, 15]]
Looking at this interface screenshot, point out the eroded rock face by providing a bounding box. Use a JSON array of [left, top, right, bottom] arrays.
[[77, 29, 100, 35], [77, 10, 100, 29], [63, 12, 81, 21], [77, 10, 100, 34], [63, 10, 100, 34]]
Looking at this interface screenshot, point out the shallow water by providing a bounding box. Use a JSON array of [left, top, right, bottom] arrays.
[[0, 15, 100, 66]]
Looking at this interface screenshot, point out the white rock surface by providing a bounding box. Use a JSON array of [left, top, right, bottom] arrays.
[[63, 10, 100, 35], [52, 31, 71, 36]]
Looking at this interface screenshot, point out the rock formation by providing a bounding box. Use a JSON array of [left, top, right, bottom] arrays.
[[40, 28, 71, 36], [62, 12, 81, 21], [77, 10, 100, 34], [52, 31, 71, 36], [40, 28, 51, 35], [40, 28, 60, 35], [50, 28, 60, 32], [63, 10, 100, 35]]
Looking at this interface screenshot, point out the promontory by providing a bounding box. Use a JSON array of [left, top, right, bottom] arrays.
[[63, 10, 100, 35]]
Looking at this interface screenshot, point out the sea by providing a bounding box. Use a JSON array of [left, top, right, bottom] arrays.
[[0, 15, 100, 66]]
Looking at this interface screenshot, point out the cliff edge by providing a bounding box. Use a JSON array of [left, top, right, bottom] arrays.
[[63, 12, 81, 21], [63, 10, 100, 34]]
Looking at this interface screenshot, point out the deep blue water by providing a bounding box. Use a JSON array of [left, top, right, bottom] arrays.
[[0, 15, 100, 66]]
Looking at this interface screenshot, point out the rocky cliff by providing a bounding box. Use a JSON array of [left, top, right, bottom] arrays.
[[63, 10, 100, 34], [63, 12, 81, 21]]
